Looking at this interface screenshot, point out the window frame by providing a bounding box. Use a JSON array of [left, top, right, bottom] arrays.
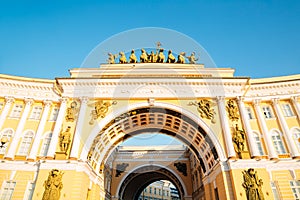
[[0, 181, 16, 200], [9, 104, 23, 118], [262, 106, 273, 119], [18, 130, 34, 156], [29, 106, 43, 120], [271, 130, 287, 155]]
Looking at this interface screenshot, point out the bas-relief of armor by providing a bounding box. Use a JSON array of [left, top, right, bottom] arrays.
[[242, 168, 264, 200], [42, 169, 64, 200]]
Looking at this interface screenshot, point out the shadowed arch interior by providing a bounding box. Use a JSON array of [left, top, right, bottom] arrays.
[[118, 166, 184, 200], [88, 107, 219, 173]]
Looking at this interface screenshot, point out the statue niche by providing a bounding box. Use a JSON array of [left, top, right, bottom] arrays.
[[226, 99, 240, 121], [42, 169, 64, 200], [59, 126, 71, 153], [242, 168, 264, 200], [65, 101, 78, 122], [232, 124, 246, 158]]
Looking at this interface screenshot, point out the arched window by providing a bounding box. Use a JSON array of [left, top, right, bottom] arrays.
[[271, 130, 287, 154], [0, 129, 14, 154], [253, 132, 264, 156], [40, 132, 52, 157], [292, 128, 300, 152], [18, 131, 34, 156]]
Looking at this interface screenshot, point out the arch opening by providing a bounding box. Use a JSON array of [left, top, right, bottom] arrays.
[[87, 106, 221, 174], [118, 165, 184, 200]]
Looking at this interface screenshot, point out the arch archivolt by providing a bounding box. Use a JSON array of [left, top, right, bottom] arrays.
[[81, 102, 226, 174]]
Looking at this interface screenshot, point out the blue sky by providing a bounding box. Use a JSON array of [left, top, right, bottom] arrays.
[[1, 0, 300, 79]]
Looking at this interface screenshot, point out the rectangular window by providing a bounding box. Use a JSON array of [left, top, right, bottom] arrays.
[[0, 181, 16, 200], [271, 181, 280, 200], [23, 182, 35, 200], [49, 107, 59, 121], [290, 180, 300, 200], [10, 104, 23, 118], [282, 103, 294, 117], [262, 106, 273, 119], [245, 107, 254, 119], [29, 106, 43, 120]]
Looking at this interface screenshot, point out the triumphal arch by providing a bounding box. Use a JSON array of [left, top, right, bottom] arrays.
[[0, 31, 300, 200]]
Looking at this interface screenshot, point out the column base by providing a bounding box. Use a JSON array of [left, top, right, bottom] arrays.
[[26, 158, 35, 162], [45, 156, 54, 160], [270, 157, 279, 161], [69, 157, 78, 160], [292, 155, 300, 159], [228, 156, 237, 160], [251, 156, 262, 160], [4, 157, 13, 161]]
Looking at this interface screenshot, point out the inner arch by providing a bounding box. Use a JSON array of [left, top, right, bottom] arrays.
[[118, 165, 185, 200]]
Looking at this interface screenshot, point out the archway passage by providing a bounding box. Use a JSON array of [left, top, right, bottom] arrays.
[[88, 106, 220, 173], [119, 166, 184, 200]]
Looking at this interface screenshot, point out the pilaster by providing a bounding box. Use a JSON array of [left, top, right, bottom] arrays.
[[27, 100, 52, 160], [216, 96, 236, 159], [70, 97, 89, 159], [237, 97, 260, 158], [0, 97, 15, 131], [252, 99, 278, 159], [5, 98, 34, 160], [46, 97, 68, 159], [271, 98, 300, 158]]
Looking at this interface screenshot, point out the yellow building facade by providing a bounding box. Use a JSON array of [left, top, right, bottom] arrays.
[[0, 59, 300, 199]]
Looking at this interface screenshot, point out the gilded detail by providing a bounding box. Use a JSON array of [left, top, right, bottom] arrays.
[[89, 100, 115, 125], [189, 100, 216, 123], [42, 169, 64, 200], [232, 124, 245, 158], [65, 101, 78, 122], [226, 99, 239, 121], [59, 126, 71, 153], [242, 168, 264, 200]]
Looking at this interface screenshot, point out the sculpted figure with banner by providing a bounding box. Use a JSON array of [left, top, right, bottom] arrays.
[[242, 168, 264, 200], [42, 169, 64, 200]]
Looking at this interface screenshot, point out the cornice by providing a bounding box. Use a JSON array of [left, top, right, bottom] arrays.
[[55, 78, 249, 98], [0, 76, 60, 101], [245, 79, 300, 98]]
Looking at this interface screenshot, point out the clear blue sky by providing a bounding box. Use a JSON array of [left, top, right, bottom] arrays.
[[1, 0, 300, 79]]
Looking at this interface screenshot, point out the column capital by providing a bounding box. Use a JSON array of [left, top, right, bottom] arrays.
[[252, 99, 261, 106], [24, 98, 34, 106], [236, 96, 245, 103], [4, 96, 14, 104], [271, 98, 280, 105], [291, 96, 299, 104], [216, 96, 225, 102], [43, 100, 52, 107], [60, 97, 69, 104], [79, 97, 89, 104]]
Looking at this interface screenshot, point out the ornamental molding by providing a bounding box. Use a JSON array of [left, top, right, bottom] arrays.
[[228, 159, 300, 171], [0, 78, 60, 101], [56, 78, 249, 98], [246, 79, 300, 98]]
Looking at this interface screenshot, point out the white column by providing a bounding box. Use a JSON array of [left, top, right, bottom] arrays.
[[272, 98, 300, 158], [237, 97, 260, 158], [216, 96, 236, 158], [252, 99, 278, 159], [291, 96, 300, 121], [0, 97, 14, 131], [46, 98, 68, 158], [70, 97, 88, 159], [27, 100, 52, 160], [5, 98, 33, 159]]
